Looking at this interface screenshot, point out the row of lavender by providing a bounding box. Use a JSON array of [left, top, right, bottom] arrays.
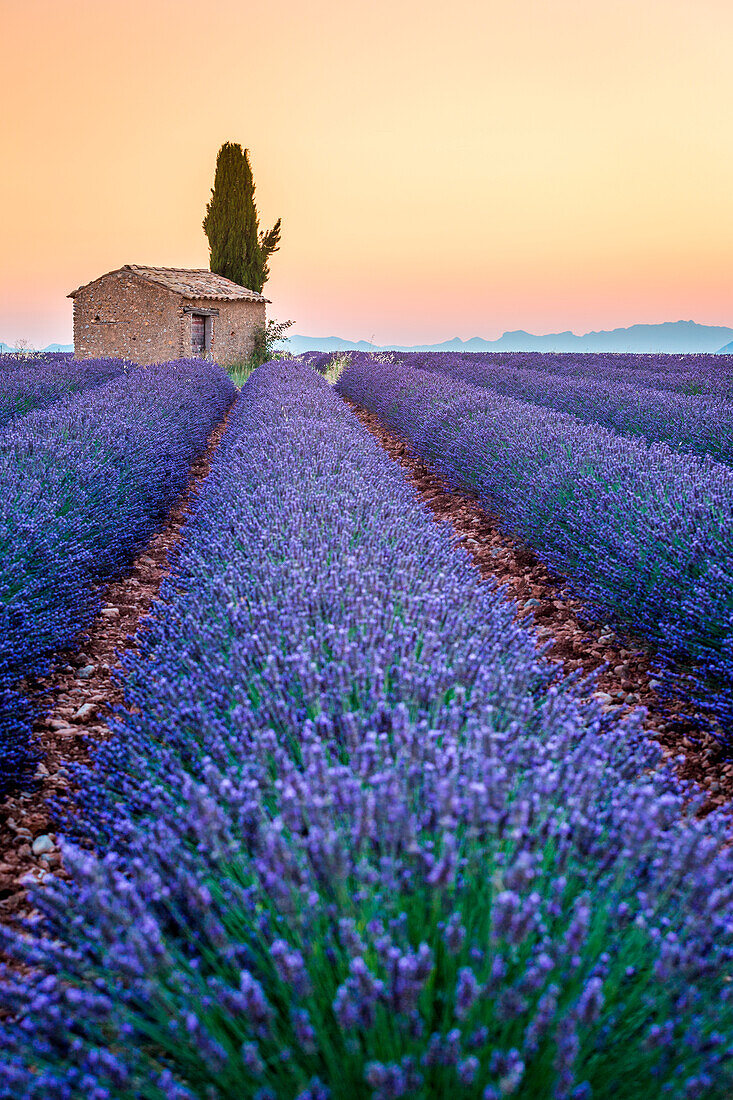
[[424, 351, 733, 400], [0, 354, 130, 429], [0, 352, 73, 369], [336, 355, 733, 742], [398, 352, 733, 465], [3, 360, 733, 1097], [0, 360, 236, 795]]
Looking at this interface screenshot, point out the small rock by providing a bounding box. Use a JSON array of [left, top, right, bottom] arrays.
[[592, 692, 614, 705], [523, 598, 541, 609], [56, 767, 71, 779], [32, 834, 55, 856], [100, 607, 120, 620], [34, 763, 50, 779], [139, 555, 157, 567], [649, 679, 662, 690], [625, 693, 641, 704], [13, 827, 32, 840], [76, 665, 96, 680], [613, 664, 629, 675], [73, 702, 97, 722]]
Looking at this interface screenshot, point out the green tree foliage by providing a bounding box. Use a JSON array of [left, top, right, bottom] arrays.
[[203, 143, 281, 293], [251, 317, 295, 366]]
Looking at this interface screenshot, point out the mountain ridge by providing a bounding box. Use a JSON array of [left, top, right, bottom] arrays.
[[284, 320, 733, 355], [0, 343, 74, 354]]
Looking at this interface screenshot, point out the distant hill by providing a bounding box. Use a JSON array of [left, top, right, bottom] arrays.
[[0, 343, 73, 354], [718, 340, 733, 354], [285, 321, 733, 355], [285, 335, 379, 355]]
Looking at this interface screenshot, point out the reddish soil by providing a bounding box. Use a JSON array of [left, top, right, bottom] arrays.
[[0, 405, 235, 923], [345, 397, 733, 813]]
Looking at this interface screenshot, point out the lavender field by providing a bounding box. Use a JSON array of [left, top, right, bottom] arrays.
[[2, 354, 733, 1098], [0, 358, 236, 793], [337, 352, 733, 742]]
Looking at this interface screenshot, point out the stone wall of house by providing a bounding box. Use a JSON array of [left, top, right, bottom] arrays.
[[73, 273, 267, 365], [186, 297, 266, 364], [73, 272, 184, 362]]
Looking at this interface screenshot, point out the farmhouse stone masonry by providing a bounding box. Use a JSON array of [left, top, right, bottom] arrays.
[[68, 265, 269, 365]]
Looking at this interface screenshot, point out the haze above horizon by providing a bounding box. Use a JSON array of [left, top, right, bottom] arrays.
[[1, 0, 731, 348]]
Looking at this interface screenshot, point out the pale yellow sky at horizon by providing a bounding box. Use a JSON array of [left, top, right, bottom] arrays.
[[1, 0, 732, 346]]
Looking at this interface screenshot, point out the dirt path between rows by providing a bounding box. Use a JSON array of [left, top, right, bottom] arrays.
[[0, 401, 236, 923], [344, 396, 733, 813]]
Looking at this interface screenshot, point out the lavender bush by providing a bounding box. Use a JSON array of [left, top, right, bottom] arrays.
[[2, 361, 733, 1097], [336, 354, 733, 742], [0, 355, 129, 428], [407, 353, 733, 464], [0, 359, 236, 795]]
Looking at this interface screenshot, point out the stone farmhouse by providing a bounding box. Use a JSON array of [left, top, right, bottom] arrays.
[[68, 265, 269, 364]]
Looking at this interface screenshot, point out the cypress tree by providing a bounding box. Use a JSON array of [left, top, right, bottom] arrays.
[[202, 142, 245, 285], [203, 143, 281, 294]]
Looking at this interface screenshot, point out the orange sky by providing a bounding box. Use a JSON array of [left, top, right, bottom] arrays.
[[1, 0, 732, 346]]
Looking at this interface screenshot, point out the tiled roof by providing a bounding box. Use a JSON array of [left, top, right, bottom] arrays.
[[68, 265, 270, 303]]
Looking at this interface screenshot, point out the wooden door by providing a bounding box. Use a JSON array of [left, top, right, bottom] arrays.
[[191, 314, 205, 354]]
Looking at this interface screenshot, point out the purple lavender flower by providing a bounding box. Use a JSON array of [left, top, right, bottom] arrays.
[[333, 957, 385, 1031], [455, 967, 482, 1020], [270, 939, 311, 998], [457, 1055, 479, 1085]]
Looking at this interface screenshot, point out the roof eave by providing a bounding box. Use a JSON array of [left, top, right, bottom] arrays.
[[68, 265, 272, 303], [67, 265, 179, 300], [180, 292, 271, 304]]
